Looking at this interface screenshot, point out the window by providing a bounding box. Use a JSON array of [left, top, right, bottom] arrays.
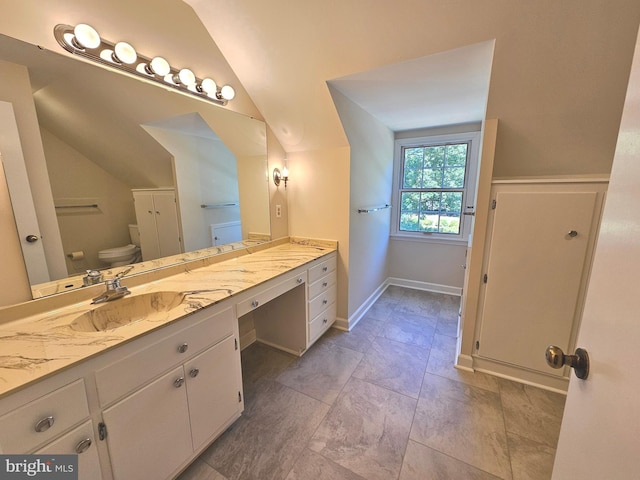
[[391, 132, 480, 244]]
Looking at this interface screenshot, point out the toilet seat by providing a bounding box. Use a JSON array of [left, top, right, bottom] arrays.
[[98, 244, 138, 260]]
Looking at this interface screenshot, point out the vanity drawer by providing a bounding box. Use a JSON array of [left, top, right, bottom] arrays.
[[0, 379, 89, 453], [309, 303, 337, 345], [308, 285, 336, 321], [95, 307, 234, 407], [308, 254, 336, 284], [308, 270, 336, 300], [237, 272, 305, 318]]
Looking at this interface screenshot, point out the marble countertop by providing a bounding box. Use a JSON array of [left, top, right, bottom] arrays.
[[0, 240, 336, 399]]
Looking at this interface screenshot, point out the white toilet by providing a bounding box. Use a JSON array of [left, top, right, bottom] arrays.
[[98, 224, 142, 267]]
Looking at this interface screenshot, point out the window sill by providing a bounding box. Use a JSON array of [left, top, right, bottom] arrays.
[[390, 233, 469, 247]]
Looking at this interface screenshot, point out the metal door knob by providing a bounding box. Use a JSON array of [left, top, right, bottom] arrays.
[[25, 234, 39, 243], [545, 345, 589, 379]]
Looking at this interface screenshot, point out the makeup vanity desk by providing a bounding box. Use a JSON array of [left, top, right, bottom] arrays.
[[0, 238, 337, 480]]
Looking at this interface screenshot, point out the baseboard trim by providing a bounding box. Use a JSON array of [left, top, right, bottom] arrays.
[[344, 282, 389, 331], [472, 356, 569, 394], [386, 277, 462, 296], [455, 353, 474, 372], [333, 317, 349, 331], [239, 330, 257, 351]]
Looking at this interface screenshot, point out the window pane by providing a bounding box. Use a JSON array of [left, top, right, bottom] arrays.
[[424, 146, 445, 168], [445, 144, 467, 166], [440, 192, 462, 234], [400, 192, 420, 231], [442, 166, 465, 188], [423, 168, 443, 188], [403, 148, 423, 188]]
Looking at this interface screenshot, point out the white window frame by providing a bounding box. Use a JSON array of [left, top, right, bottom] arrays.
[[390, 131, 480, 245]]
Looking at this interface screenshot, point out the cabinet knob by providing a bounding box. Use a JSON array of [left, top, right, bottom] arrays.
[[297, 277, 303, 284], [323, 318, 328, 324], [322, 282, 328, 287], [177, 343, 189, 354], [75, 438, 92, 454], [189, 368, 200, 378], [251, 300, 259, 308], [322, 266, 328, 272], [322, 299, 328, 305], [174, 377, 185, 388], [34, 416, 55, 433]]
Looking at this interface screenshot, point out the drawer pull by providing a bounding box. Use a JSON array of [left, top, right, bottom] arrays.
[[297, 277, 303, 284], [251, 300, 259, 308], [34, 416, 55, 433], [322, 299, 328, 305], [75, 438, 92, 454], [189, 368, 200, 378], [322, 282, 328, 287], [322, 266, 328, 272], [323, 318, 328, 324], [174, 377, 185, 388], [177, 343, 189, 354]]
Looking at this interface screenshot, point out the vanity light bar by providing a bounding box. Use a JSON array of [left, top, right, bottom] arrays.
[[53, 24, 235, 106]]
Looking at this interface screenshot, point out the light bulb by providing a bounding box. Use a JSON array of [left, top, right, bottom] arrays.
[[73, 24, 101, 49], [114, 42, 137, 64], [199, 78, 217, 96], [282, 165, 289, 178], [220, 85, 235, 100], [147, 56, 170, 76], [176, 68, 196, 87]]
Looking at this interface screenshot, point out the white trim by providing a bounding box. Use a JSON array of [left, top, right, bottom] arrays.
[[344, 282, 389, 331], [455, 353, 475, 372], [387, 277, 462, 296], [472, 355, 569, 394], [333, 317, 349, 331], [391, 131, 481, 244], [239, 330, 256, 351]]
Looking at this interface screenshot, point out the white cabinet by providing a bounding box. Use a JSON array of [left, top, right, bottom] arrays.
[[36, 420, 102, 480], [97, 306, 243, 480], [132, 188, 182, 261], [307, 254, 337, 345], [102, 366, 193, 480], [474, 180, 606, 385]]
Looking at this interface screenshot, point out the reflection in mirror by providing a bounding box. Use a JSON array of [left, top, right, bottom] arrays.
[[0, 33, 270, 298]]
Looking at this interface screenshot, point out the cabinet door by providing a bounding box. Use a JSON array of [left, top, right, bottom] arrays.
[[184, 335, 243, 449], [152, 191, 182, 258], [36, 420, 102, 480], [133, 192, 161, 261], [102, 366, 192, 480], [478, 189, 600, 373]]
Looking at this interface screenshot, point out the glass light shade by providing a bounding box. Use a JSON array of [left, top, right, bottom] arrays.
[[177, 68, 196, 86], [220, 85, 235, 100], [282, 165, 289, 178], [114, 42, 137, 64], [73, 24, 101, 49], [200, 78, 217, 95], [149, 56, 170, 76]]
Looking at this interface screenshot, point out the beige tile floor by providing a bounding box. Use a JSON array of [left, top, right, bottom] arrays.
[[177, 286, 566, 480]]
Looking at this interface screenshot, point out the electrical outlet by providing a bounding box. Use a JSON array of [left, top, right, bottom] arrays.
[[276, 204, 282, 218]]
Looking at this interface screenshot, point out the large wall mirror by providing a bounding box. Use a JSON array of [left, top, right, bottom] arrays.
[[0, 33, 271, 298]]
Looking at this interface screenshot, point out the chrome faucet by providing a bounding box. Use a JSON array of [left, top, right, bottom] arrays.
[[91, 266, 134, 304], [83, 270, 103, 286]]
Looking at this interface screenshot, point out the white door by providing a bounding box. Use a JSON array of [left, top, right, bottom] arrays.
[[552, 29, 640, 478], [0, 101, 50, 284], [153, 190, 182, 257]]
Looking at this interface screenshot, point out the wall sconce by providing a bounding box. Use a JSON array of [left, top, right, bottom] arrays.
[[53, 23, 235, 106], [273, 165, 289, 188]]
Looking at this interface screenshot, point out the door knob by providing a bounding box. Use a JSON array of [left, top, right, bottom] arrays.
[[25, 234, 39, 243], [545, 345, 589, 379]]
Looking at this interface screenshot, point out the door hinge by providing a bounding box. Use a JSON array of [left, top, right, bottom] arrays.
[[98, 422, 107, 441], [483, 274, 488, 283], [238, 391, 242, 403], [235, 338, 238, 350], [475, 340, 480, 350], [491, 199, 497, 210]]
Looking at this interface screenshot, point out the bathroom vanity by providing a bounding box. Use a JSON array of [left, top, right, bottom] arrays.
[[0, 239, 337, 480]]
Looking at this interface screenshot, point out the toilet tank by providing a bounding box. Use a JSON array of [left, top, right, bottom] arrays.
[[128, 224, 140, 247]]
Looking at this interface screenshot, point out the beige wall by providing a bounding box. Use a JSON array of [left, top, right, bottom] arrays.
[[41, 129, 137, 274], [328, 87, 395, 320], [287, 147, 350, 320]]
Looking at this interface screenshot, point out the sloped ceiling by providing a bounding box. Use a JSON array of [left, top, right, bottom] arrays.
[[185, 0, 640, 176]]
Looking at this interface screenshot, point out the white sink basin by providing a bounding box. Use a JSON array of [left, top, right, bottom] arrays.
[[70, 291, 186, 332]]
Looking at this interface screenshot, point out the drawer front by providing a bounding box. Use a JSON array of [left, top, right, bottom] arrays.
[[308, 254, 337, 284], [37, 420, 103, 480], [308, 285, 337, 320], [0, 379, 89, 453], [95, 307, 234, 407], [237, 272, 306, 317], [308, 270, 337, 300], [309, 303, 337, 345]]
